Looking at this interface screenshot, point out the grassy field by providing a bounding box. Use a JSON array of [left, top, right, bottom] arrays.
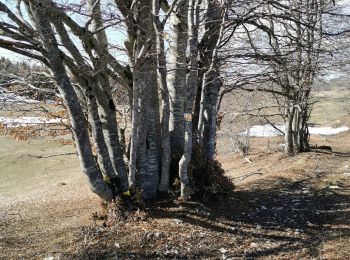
[[310, 86, 350, 126]]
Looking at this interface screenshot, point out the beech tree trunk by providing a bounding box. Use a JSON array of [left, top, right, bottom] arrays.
[[285, 105, 295, 155], [153, 0, 171, 193], [31, 2, 114, 201], [178, 0, 201, 199], [203, 71, 222, 159], [128, 0, 160, 199], [167, 0, 188, 158]]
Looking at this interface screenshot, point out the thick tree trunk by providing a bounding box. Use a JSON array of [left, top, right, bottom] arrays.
[[146, 59, 161, 198], [129, 0, 160, 199], [203, 71, 222, 159], [197, 1, 225, 156], [31, 3, 114, 201], [167, 0, 188, 158], [293, 100, 310, 153], [293, 106, 301, 153]]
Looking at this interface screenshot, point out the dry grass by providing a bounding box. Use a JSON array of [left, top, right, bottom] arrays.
[[1, 132, 350, 259], [1, 86, 350, 259]]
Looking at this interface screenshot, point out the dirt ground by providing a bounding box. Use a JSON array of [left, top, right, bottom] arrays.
[[1, 86, 350, 259], [0, 131, 349, 259]]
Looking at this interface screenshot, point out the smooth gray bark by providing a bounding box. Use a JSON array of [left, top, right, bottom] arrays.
[[197, 1, 225, 157], [49, 5, 129, 192], [30, 2, 114, 201], [153, 0, 171, 193], [129, 0, 160, 198], [167, 0, 188, 157], [86, 1, 129, 192], [179, 0, 200, 199], [203, 71, 222, 159], [285, 104, 295, 155], [86, 90, 117, 184]]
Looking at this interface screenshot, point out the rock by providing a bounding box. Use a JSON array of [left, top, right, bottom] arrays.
[[250, 242, 258, 248], [294, 229, 304, 234], [154, 231, 165, 238], [197, 232, 206, 238], [174, 219, 183, 225], [114, 242, 120, 248], [329, 185, 340, 189], [219, 248, 228, 254], [343, 172, 350, 177]]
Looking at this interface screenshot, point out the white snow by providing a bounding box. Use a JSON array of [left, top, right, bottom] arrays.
[[242, 124, 349, 137], [0, 116, 64, 127], [309, 126, 349, 135], [0, 87, 40, 104]]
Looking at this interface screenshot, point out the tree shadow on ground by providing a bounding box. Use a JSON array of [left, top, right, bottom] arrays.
[[68, 173, 350, 259], [153, 177, 350, 257]]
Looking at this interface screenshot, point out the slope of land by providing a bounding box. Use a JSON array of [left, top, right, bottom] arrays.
[[0, 133, 349, 259], [0, 87, 350, 259]]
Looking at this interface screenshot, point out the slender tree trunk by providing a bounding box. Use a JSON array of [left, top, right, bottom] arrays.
[[153, 0, 171, 193], [179, 0, 201, 199], [197, 2, 226, 153], [85, 1, 129, 192], [128, 68, 142, 189], [95, 77, 129, 192], [194, 0, 222, 132], [31, 3, 114, 201], [86, 93, 117, 183], [285, 105, 295, 155]]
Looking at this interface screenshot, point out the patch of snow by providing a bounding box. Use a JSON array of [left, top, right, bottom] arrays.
[[242, 124, 284, 137], [0, 87, 40, 104], [309, 126, 349, 135], [242, 124, 349, 137], [0, 116, 65, 127]]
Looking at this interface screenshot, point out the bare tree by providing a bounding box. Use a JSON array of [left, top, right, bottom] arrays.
[[0, 0, 230, 201]]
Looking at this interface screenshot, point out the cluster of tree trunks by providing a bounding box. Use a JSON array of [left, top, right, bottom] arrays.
[[0, 0, 226, 200]]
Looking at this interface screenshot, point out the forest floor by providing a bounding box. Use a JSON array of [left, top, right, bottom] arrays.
[[0, 132, 350, 259]]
